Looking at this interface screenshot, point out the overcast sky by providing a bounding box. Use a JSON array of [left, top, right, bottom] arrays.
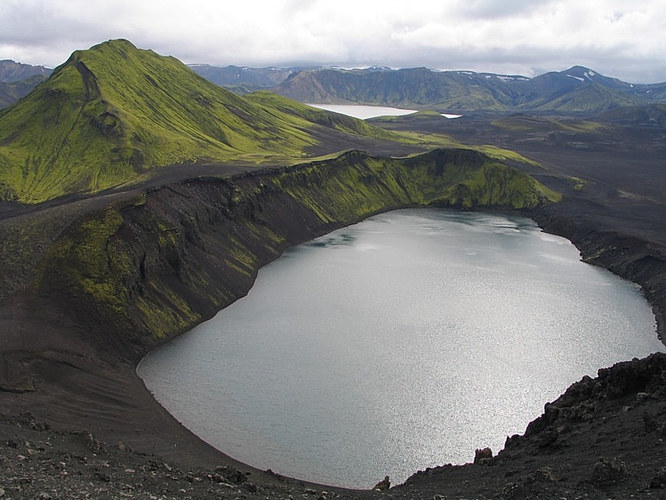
[[1, 0, 665, 83]]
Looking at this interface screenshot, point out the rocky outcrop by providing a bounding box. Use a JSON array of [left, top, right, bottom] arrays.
[[474, 447, 493, 464], [517, 352, 666, 442]]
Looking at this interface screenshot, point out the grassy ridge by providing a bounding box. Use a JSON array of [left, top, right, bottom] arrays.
[[0, 40, 409, 203], [37, 149, 559, 344]]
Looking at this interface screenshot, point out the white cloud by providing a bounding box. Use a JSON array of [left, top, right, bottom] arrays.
[[1, 0, 666, 82]]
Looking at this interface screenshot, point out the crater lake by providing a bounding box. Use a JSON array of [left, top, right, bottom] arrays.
[[138, 209, 663, 488]]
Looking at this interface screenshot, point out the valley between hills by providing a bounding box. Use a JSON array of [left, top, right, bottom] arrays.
[[1, 39, 666, 498]]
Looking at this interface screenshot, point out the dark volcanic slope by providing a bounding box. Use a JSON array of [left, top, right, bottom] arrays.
[[0, 147, 554, 455], [1, 141, 665, 498], [1, 149, 555, 364]]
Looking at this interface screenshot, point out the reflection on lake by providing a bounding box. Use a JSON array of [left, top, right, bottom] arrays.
[[138, 209, 662, 488]]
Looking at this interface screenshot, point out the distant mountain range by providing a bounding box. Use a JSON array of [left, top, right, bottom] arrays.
[[0, 60, 52, 107], [0, 59, 52, 82], [4, 54, 666, 115], [187, 64, 297, 94], [267, 65, 666, 114], [186, 64, 666, 115], [0, 74, 49, 108]]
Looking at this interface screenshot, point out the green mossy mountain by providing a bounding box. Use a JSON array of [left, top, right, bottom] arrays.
[[0, 39, 404, 204], [595, 103, 666, 128]]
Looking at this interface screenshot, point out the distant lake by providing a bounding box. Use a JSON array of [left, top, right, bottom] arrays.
[[307, 103, 417, 119], [307, 103, 462, 120], [138, 209, 662, 488]]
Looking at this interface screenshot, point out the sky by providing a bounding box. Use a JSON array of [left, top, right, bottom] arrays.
[[1, 0, 666, 83]]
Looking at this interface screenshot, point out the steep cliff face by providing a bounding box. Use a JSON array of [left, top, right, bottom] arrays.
[[35, 149, 558, 358]]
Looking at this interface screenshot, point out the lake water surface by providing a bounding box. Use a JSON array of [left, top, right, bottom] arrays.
[[138, 209, 662, 488], [307, 103, 417, 119], [306, 103, 462, 119]]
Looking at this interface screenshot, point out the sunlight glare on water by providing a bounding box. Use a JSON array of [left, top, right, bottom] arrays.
[[138, 209, 662, 488]]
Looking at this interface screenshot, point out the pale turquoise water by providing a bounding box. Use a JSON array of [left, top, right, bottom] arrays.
[[138, 209, 662, 488]]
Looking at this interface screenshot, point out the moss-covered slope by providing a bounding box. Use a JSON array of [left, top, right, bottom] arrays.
[[35, 148, 558, 355], [0, 40, 405, 204]]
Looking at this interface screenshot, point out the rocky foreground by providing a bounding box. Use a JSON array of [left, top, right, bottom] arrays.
[[2, 353, 665, 499]]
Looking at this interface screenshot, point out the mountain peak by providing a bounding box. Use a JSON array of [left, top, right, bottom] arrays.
[[64, 39, 152, 67], [565, 65, 594, 74], [88, 38, 139, 55], [561, 66, 601, 82]]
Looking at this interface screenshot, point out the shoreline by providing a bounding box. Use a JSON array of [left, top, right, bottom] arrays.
[[2, 150, 666, 497], [3, 201, 663, 497], [132, 206, 665, 489]]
